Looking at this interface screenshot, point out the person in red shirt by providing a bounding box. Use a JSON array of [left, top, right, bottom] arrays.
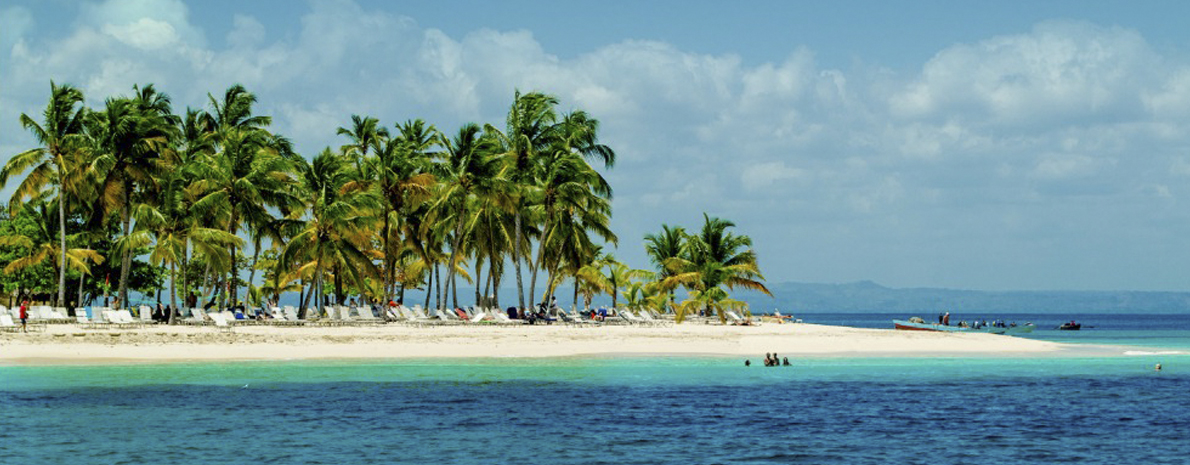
[[19, 299, 29, 333]]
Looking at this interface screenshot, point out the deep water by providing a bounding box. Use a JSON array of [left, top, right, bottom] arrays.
[[2, 356, 1188, 465]]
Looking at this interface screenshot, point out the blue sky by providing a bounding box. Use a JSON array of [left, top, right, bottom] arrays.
[[4, 0, 1190, 292]]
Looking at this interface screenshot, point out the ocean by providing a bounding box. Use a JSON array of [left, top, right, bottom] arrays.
[[2, 313, 1188, 464]]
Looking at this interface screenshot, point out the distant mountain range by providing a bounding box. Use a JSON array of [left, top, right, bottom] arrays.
[[730, 281, 1190, 314]]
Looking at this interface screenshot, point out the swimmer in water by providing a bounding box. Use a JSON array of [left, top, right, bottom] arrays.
[[1156, 363, 1162, 371]]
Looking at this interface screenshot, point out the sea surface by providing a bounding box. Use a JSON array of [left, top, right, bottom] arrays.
[[2, 313, 1188, 465]]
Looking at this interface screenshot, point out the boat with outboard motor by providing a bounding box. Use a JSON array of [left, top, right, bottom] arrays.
[[893, 318, 1034, 334]]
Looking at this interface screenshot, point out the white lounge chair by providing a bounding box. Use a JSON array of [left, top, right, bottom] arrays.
[[209, 313, 234, 332], [0, 314, 19, 332]]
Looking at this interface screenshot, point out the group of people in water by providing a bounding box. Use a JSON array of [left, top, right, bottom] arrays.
[[745, 353, 791, 367]]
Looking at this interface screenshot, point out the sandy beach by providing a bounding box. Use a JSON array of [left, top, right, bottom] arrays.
[[0, 322, 1067, 365]]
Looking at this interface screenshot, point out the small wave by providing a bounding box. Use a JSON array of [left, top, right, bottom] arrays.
[[1122, 350, 1188, 356]]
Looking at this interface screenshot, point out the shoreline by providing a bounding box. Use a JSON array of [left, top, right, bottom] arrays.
[[0, 322, 1107, 366]]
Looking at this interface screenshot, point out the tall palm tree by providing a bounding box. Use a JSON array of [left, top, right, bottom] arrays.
[[281, 149, 380, 317], [0, 81, 88, 306], [432, 123, 506, 310], [360, 120, 437, 302], [126, 169, 241, 324], [486, 90, 559, 309], [88, 85, 176, 308], [663, 214, 771, 323], [527, 148, 615, 306], [196, 84, 294, 307]]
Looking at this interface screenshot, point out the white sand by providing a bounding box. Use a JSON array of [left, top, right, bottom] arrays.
[[0, 322, 1066, 365]]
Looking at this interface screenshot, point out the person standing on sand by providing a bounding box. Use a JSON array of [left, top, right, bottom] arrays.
[[19, 299, 29, 333]]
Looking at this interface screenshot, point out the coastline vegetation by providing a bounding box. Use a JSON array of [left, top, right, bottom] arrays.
[[0, 81, 768, 323]]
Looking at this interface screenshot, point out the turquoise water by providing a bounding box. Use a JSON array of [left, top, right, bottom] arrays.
[[2, 353, 1188, 464]]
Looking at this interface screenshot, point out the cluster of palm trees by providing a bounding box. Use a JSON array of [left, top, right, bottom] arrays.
[[1, 81, 769, 324]]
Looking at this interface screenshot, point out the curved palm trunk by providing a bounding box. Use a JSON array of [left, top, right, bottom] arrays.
[[473, 255, 482, 308], [57, 188, 66, 307], [168, 262, 178, 325], [434, 264, 442, 310], [247, 235, 262, 294], [316, 258, 324, 318], [442, 214, 467, 311], [529, 212, 556, 309], [513, 209, 525, 309], [422, 266, 432, 310], [227, 218, 238, 309], [382, 212, 391, 301], [118, 197, 132, 310], [611, 282, 618, 310]]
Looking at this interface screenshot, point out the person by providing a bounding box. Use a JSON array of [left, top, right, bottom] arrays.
[[783, 357, 791, 366], [763, 353, 772, 366], [942, 312, 950, 326], [1156, 363, 1162, 371], [938, 313, 944, 324], [772, 353, 779, 367], [745, 360, 751, 367], [19, 299, 29, 333]]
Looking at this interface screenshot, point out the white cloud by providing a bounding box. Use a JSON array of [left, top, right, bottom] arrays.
[[890, 21, 1158, 128], [741, 161, 807, 193]]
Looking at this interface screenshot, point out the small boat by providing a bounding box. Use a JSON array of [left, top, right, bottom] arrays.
[[893, 319, 975, 332], [893, 319, 1021, 334], [1005, 323, 1035, 334], [1058, 322, 1081, 331]]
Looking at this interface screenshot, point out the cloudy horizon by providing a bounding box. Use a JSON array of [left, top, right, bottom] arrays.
[[4, 0, 1190, 292]]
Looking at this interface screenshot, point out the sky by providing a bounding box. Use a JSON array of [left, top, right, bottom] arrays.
[[4, 0, 1190, 292]]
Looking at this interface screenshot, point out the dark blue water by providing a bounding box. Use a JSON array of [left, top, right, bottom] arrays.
[[2, 357, 1188, 465]]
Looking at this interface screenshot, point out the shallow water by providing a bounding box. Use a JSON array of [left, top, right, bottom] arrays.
[[2, 355, 1187, 464]]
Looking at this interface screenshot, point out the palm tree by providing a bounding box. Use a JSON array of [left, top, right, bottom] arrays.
[[192, 86, 297, 308], [194, 84, 296, 308], [602, 259, 648, 310], [0, 197, 104, 292], [0, 81, 88, 306], [664, 214, 771, 323], [126, 172, 242, 324], [360, 120, 437, 302], [486, 91, 559, 309], [644, 224, 686, 312], [432, 123, 506, 310], [88, 85, 177, 308], [281, 149, 380, 317], [526, 148, 615, 306]]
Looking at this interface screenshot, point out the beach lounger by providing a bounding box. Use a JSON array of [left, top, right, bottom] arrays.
[[0, 314, 18, 332], [116, 310, 143, 328], [489, 310, 524, 325], [209, 313, 234, 333], [725, 310, 753, 325], [468, 310, 487, 323], [184, 308, 210, 325]]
